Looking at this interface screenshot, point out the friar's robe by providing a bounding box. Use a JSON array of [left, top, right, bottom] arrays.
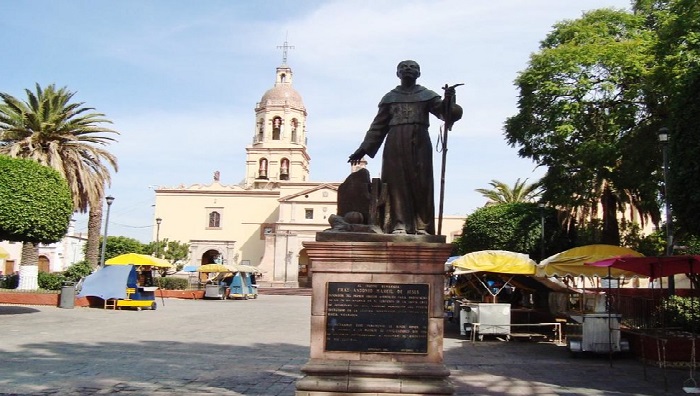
[[359, 84, 461, 234]]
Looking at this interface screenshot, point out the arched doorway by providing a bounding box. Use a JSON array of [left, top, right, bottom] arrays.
[[298, 248, 310, 288], [38, 255, 50, 273], [200, 249, 221, 282]]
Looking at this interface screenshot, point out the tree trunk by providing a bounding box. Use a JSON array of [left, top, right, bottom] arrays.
[[17, 242, 39, 290], [601, 186, 620, 246], [86, 203, 103, 268]]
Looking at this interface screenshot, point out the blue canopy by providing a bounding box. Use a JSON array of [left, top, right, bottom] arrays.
[[78, 265, 133, 300]]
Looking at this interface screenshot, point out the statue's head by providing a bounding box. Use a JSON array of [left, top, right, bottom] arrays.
[[396, 60, 421, 80]]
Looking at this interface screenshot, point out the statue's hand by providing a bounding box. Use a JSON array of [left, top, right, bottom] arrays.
[[348, 147, 366, 164]]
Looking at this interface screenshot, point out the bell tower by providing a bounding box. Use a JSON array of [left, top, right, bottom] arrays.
[[245, 40, 310, 189]]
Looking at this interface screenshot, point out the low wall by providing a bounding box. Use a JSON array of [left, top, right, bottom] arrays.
[[0, 291, 90, 307], [0, 289, 205, 307]]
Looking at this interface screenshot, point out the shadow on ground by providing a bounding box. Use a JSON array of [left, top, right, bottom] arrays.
[[1, 339, 307, 395], [0, 305, 40, 315], [443, 318, 692, 395]]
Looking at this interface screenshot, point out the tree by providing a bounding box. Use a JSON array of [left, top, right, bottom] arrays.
[[144, 238, 190, 262], [0, 84, 119, 268], [475, 178, 541, 206], [454, 203, 569, 261], [0, 155, 73, 243], [504, 9, 660, 246], [98, 236, 147, 262], [0, 155, 73, 289], [636, 0, 700, 237]]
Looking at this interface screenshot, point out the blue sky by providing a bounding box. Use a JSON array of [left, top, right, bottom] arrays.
[[1, 0, 633, 242]]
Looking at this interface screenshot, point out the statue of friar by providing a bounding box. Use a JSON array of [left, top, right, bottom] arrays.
[[348, 60, 462, 235]]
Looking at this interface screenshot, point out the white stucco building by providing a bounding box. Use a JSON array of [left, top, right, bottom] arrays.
[[0, 219, 87, 275]]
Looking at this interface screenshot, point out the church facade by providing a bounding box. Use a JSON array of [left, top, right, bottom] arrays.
[[152, 58, 465, 288]]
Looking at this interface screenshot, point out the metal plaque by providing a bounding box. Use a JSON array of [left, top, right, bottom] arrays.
[[325, 282, 430, 353]]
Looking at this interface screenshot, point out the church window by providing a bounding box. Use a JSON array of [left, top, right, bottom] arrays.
[[280, 158, 289, 181], [280, 73, 287, 83], [257, 119, 264, 142], [291, 119, 298, 143], [258, 158, 268, 179], [305, 209, 314, 220], [272, 117, 282, 140], [208, 211, 221, 228], [260, 223, 275, 239]]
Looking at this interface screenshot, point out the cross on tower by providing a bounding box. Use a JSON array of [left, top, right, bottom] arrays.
[[277, 38, 295, 64]]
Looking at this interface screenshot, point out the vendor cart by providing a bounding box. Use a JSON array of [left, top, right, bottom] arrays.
[[566, 312, 626, 353], [460, 302, 511, 341], [205, 282, 230, 300], [78, 264, 158, 310]]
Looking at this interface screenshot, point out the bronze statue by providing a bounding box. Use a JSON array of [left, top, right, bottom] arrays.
[[349, 60, 462, 235]]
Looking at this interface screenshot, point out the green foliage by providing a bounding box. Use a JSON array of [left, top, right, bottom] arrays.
[[573, 219, 604, 247], [63, 261, 94, 283], [37, 272, 66, 291], [475, 178, 541, 206], [0, 156, 74, 243], [680, 234, 700, 255], [155, 277, 188, 290], [144, 238, 190, 264], [660, 296, 700, 332], [455, 202, 569, 260], [634, 0, 700, 236], [87, 235, 147, 263], [619, 221, 665, 256], [504, 8, 661, 244]]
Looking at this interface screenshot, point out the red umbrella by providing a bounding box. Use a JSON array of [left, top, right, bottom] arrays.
[[586, 255, 700, 278]]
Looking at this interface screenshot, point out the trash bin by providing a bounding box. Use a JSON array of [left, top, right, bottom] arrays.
[[59, 281, 76, 309]]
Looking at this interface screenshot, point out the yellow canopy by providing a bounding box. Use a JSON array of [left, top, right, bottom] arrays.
[[0, 246, 9, 259], [451, 250, 536, 275], [197, 263, 261, 273], [197, 263, 235, 273], [105, 253, 173, 268], [537, 244, 643, 278]]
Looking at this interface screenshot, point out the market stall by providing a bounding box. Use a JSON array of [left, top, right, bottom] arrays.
[[78, 263, 164, 310], [197, 263, 260, 300], [537, 245, 643, 354], [198, 264, 234, 299], [450, 250, 539, 341]]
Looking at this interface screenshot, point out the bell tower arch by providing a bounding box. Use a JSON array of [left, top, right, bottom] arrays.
[[245, 40, 310, 189]]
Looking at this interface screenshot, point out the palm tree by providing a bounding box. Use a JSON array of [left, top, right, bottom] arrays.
[[0, 83, 119, 269], [475, 178, 541, 206]]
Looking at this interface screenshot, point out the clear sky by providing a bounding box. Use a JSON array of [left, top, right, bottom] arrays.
[[1, 0, 633, 242]]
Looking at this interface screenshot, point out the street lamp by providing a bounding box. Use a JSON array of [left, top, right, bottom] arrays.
[[659, 127, 675, 294], [538, 203, 545, 260], [155, 218, 162, 258], [99, 195, 115, 268]]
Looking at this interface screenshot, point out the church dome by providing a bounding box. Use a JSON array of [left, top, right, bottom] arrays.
[[260, 84, 305, 109]]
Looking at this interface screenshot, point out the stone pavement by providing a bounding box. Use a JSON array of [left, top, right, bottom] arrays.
[[0, 296, 694, 395]]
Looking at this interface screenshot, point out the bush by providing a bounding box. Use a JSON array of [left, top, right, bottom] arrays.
[[63, 261, 93, 283], [1, 274, 19, 289], [155, 277, 188, 290], [38, 272, 66, 290], [660, 296, 700, 332]]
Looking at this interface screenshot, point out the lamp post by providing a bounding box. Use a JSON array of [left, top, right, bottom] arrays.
[[155, 218, 162, 258], [99, 195, 115, 268], [538, 203, 545, 261], [659, 127, 675, 294]]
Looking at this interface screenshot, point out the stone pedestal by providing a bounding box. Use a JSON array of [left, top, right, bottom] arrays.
[[296, 237, 454, 395]]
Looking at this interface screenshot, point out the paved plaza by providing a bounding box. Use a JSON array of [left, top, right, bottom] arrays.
[[0, 295, 693, 395]]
